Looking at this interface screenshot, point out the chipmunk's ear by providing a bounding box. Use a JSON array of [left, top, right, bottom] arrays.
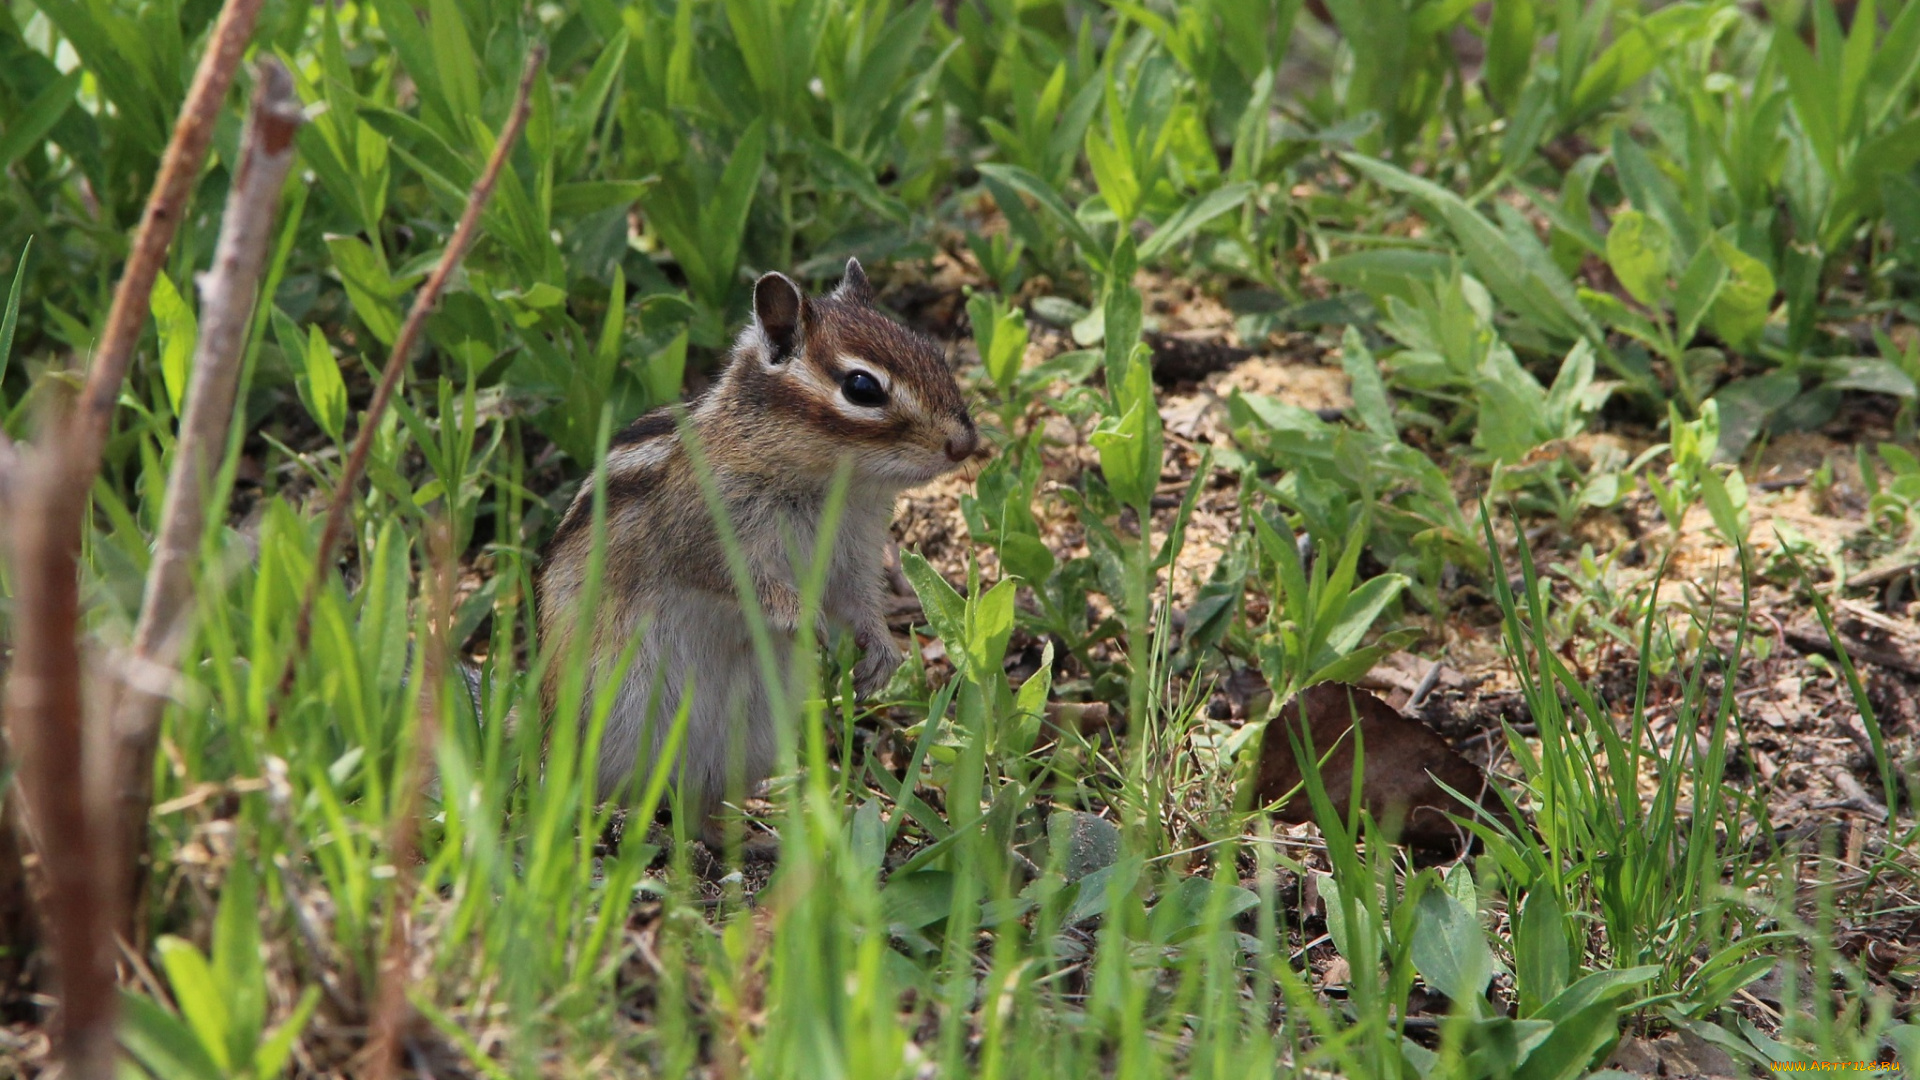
[[754, 272, 805, 363], [835, 257, 874, 304]]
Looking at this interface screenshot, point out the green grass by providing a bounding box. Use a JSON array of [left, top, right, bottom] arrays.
[[2, 0, 1919, 1076]]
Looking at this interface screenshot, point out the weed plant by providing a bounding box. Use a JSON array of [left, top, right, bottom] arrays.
[[0, 0, 1917, 1075]]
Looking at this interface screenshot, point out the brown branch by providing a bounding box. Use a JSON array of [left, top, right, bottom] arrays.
[[0, 430, 14, 519], [110, 57, 304, 940], [273, 45, 545, 708], [2, 420, 116, 1080], [69, 0, 267, 473]]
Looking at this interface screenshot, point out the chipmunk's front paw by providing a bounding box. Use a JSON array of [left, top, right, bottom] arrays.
[[852, 634, 902, 696]]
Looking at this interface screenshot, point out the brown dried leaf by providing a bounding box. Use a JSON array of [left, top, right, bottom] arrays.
[[1253, 683, 1511, 849]]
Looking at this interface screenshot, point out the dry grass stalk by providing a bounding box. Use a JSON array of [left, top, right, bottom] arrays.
[[68, 0, 267, 472], [111, 57, 305, 938], [274, 45, 546, 707], [363, 520, 456, 1080], [2, 418, 117, 1080]]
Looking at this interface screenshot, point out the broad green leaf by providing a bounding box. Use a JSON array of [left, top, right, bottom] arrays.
[[427, 0, 481, 139], [155, 937, 231, 1072], [0, 69, 81, 170], [1339, 326, 1395, 439], [965, 578, 1018, 678], [1084, 128, 1139, 226], [1534, 965, 1662, 1025], [117, 991, 223, 1080], [305, 326, 347, 442], [1322, 573, 1408, 657], [1673, 241, 1727, 344], [1604, 209, 1670, 309], [881, 871, 955, 929], [1344, 153, 1593, 342], [1699, 466, 1749, 547], [1138, 181, 1256, 263], [1047, 809, 1119, 882], [253, 986, 322, 1078], [1484, 0, 1536, 109], [150, 272, 197, 414], [324, 234, 403, 345], [1512, 998, 1625, 1080], [976, 163, 1103, 261], [901, 551, 965, 666], [1515, 886, 1570, 1016], [1411, 882, 1493, 1009], [998, 532, 1055, 584], [1147, 876, 1260, 944], [212, 860, 265, 1069], [551, 180, 654, 216], [1706, 234, 1775, 350]]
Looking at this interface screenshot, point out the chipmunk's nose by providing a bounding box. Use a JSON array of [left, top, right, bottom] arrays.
[[944, 420, 979, 463]]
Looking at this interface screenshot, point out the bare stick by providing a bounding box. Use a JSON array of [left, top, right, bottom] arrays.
[[2, 421, 116, 1080], [110, 57, 304, 937], [0, 430, 14, 519], [69, 0, 267, 472], [273, 46, 545, 708], [364, 520, 454, 1079]]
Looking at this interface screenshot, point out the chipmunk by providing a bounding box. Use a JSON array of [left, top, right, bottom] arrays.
[[535, 259, 977, 844]]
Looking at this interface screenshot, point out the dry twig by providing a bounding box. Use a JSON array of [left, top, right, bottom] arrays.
[[364, 520, 455, 1080], [110, 57, 305, 936], [273, 45, 545, 707], [2, 421, 116, 1080]]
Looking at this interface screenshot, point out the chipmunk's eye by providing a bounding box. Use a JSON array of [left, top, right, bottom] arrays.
[[841, 369, 888, 408]]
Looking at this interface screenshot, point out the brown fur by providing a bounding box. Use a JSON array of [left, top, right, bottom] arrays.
[[535, 260, 976, 842]]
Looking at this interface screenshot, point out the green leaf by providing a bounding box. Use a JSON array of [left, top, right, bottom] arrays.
[[1535, 966, 1662, 1025], [998, 532, 1055, 584], [304, 326, 347, 442], [155, 937, 231, 1072], [551, 180, 653, 216], [1343, 153, 1594, 343], [1322, 574, 1408, 658], [976, 163, 1103, 262], [253, 985, 322, 1078], [1511, 998, 1626, 1080], [966, 578, 1018, 679], [1706, 233, 1775, 350], [1604, 209, 1671, 310], [901, 551, 965, 667], [1411, 881, 1493, 1009], [117, 991, 223, 1080], [0, 236, 30, 393], [1147, 876, 1260, 944], [1047, 810, 1120, 882], [1699, 466, 1749, 547], [1710, 372, 1798, 462], [1137, 181, 1255, 263], [150, 272, 197, 414], [213, 860, 265, 1068], [1484, 0, 1536, 109], [325, 234, 403, 346], [1673, 241, 1727, 344], [0, 69, 81, 170], [1514, 886, 1570, 1016], [881, 871, 955, 929], [1339, 326, 1395, 439]]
